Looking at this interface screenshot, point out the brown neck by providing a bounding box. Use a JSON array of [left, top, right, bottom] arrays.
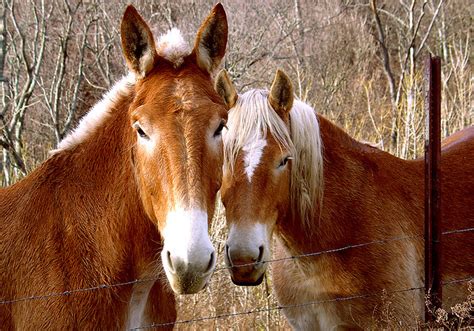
[[277, 115, 423, 256], [41, 95, 161, 281]]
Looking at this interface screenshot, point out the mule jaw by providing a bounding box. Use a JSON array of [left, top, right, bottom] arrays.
[[224, 223, 271, 286], [161, 208, 216, 294]]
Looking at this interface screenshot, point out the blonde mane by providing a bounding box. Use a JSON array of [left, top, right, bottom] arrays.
[[223, 89, 323, 227]]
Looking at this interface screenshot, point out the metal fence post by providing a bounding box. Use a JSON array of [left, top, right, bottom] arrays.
[[424, 54, 442, 322]]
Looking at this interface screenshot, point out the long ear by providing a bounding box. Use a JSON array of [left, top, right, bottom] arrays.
[[194, 3, 228, 74], [269, 69, 294, 118], [215, 69, 237, 108], [121, 5, 157, 78]]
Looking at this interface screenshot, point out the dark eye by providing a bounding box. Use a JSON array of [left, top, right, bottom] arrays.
[[133, 122, 148, 139], [214, 120, 227, 137], [278, 156, 292, 168]]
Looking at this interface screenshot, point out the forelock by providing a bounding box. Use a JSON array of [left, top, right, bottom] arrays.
[[156, 28, 191, 68], [223, 89, 294, 175]]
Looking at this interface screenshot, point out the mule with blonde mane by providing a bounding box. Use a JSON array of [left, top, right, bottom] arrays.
[[216, 69, 473, 329], [0, 4, 228, 329]]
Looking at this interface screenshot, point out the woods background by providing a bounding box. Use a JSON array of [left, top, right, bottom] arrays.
[[0, 0, 472, 328]]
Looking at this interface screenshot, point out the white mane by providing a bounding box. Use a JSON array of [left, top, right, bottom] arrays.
[[52, 29, 191, 154], [223, 89, 323, 227], [51, 73, 136, 154]]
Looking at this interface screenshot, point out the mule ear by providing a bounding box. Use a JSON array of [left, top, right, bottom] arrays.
[[194, 3, 228, 74], [120, 5, 157, 78], [269, 69, 294, 118], [215, 69, 237, 109]]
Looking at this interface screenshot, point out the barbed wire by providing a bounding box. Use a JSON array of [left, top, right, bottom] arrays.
[[0, 278, 156, 305], [216, 226, 474, 271], [131, 277, 474, 330], [441, 226, 474, 235], [1, 226, 472, 305], [216, 233, 422, 271]]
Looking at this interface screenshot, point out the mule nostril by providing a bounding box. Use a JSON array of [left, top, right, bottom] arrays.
[[205, 251, 216, 273], [257, 245, 264, 263], [225, 244, 233, 266], [166, 250, 175, 273]]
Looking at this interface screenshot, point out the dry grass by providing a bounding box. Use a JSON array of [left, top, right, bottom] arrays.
[[424, 281, 473, 330]]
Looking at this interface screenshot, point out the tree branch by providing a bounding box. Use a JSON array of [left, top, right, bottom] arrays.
[[370, 0, 396, 106], [415, 0, 444, 57]]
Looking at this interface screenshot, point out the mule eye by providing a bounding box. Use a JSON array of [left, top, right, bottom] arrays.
[[278, 156, 292, 168], [214, 120, 227, 137], [133, 122, 148, 139]]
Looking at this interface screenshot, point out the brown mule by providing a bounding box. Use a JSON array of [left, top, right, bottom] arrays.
[[217, 69, 473, 329], [0, 4, 228, 330]]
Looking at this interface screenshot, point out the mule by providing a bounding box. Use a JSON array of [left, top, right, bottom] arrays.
[[0, 4, 228, 329], [215, 69, 474, 329]]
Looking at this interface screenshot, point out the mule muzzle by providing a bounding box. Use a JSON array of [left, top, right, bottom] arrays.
[[225, 244, 267, 286], [160, 209, 216, 294], [162, 248, 216, 294]]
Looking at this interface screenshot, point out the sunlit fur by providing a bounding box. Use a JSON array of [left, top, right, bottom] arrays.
[[0, 4, 228, 329], [223, 90, 323, 226], [222, 84, 474, 328]]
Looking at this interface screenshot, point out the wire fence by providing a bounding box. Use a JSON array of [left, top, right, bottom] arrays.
[[1, 226, 473, 307], [131, 277, 473, 330]]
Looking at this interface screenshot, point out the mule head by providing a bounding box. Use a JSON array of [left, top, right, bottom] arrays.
[[121, 4, 228, 294], [217, 69, 294, 285]]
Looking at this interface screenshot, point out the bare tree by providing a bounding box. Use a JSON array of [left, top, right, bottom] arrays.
[[0, 0, 6, 82], [36, 0, 98, 144], [1, 0, 50, 184]]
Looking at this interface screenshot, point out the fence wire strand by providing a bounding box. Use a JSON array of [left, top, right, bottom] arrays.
[[0, 278, 157, 305], [131, 277, 473, 330], [215, 233, 422, 271], [1, 226, 472, 306], [441, 226, 474, 235]]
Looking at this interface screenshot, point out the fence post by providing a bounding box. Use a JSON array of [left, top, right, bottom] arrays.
[[424, 54, 442, 322]]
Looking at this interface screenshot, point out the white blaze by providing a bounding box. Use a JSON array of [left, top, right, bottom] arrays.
[[242, 138, 267, 182]]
